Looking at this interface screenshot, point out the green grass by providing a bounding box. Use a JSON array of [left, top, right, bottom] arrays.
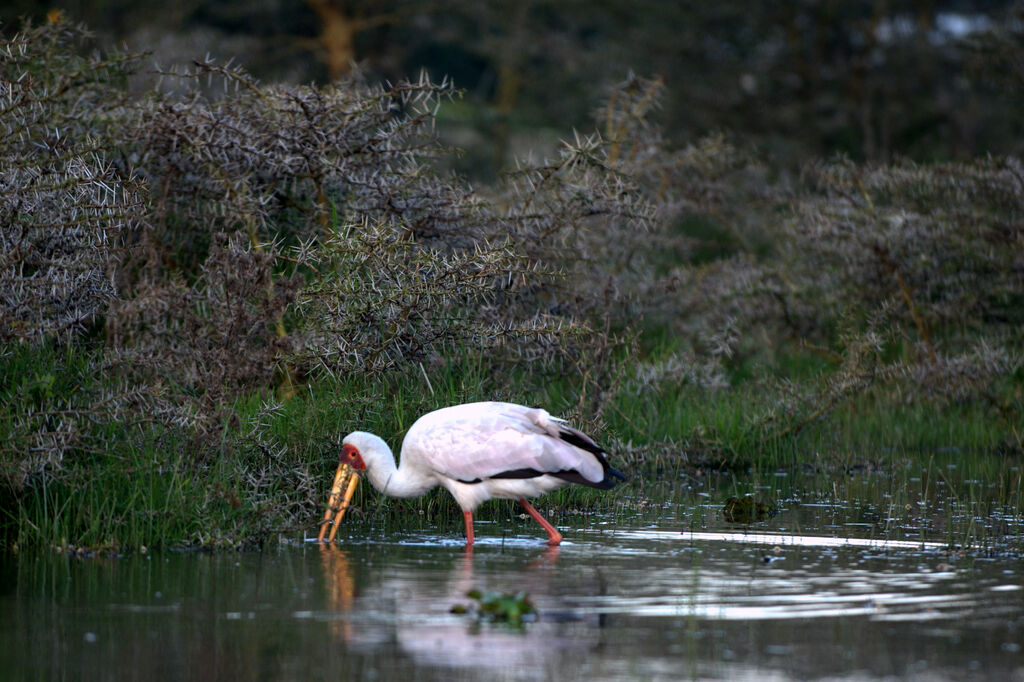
[[2, 342, 1021, 553], [14, 437, 202, 552]]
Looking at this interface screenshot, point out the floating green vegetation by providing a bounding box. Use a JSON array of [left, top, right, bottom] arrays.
[[722, 496, 777, 524], [452, 590, 537, 625]]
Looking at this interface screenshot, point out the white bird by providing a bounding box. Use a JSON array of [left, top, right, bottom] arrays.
[[318, 401, 626, 545]]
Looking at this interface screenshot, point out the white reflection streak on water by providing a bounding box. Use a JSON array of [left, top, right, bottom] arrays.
[[679, 529, 949, 550], [571, 591, 980, 621], [565, 528, 1014, 624]]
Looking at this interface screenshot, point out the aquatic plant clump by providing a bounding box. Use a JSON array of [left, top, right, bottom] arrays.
[[454, 589, 537, 625]]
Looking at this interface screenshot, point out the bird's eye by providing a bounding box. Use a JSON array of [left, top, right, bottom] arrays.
[[341, 444, 365, 469]]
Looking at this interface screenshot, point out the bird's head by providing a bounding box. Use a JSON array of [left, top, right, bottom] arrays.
[[318, 431, 391, 543], [340, 431, 392, 471]]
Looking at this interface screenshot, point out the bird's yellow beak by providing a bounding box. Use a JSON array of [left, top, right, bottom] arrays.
[[317, 462, 361, 543]]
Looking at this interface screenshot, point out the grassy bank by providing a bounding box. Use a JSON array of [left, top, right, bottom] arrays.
[[3, 342, 1020, 553]]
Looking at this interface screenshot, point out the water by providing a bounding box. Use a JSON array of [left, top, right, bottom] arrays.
[[3, 509, 1023, 681]]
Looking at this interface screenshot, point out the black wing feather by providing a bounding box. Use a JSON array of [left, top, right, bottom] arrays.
[[457, 426, 627, 490], [558, 428, 627, 488]]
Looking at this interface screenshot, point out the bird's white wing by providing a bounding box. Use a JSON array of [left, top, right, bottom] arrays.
[[401, 402, 606, 484]]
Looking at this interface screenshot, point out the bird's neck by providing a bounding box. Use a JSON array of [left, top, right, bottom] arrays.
[[364, 446, 435, 499]]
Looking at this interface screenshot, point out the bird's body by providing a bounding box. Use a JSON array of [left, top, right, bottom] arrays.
[[328, 401, 626, 545]]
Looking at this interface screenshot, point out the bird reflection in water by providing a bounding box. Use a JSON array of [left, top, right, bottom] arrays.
[[318, 544, 356, 642], [317, 544, 603, 673]]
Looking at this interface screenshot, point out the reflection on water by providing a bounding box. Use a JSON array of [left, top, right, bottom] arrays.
[[577, 531, 1016, 623], [1, 523, 1023, 679], [319, 545, 356, 642], [676, 530, 950, 549], [313, 542, 603, 673]]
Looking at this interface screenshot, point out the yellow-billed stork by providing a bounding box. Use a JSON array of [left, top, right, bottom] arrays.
[[318, 401, 626, 545]]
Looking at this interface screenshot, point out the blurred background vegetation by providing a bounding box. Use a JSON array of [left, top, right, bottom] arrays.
[[5, 1, 1023, 177]]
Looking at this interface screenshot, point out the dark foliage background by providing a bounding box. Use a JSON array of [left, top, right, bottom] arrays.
[[4, 1, 1023, 176]]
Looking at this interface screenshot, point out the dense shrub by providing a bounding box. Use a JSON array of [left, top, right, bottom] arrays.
[[1, 20, 1021, 508]]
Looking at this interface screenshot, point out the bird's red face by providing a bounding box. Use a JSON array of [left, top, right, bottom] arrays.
[[341, 443, 366, 470]]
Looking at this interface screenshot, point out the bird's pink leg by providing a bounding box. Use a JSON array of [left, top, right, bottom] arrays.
[[518, 498, 563, 545], [463, 510, 475, 546]]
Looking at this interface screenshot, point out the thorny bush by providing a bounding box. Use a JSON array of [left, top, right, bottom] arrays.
[[0, 22, 648, 495], [1, 21, 146, 344]]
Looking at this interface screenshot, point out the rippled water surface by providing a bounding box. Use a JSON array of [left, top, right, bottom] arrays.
[[3, 507, 1023, 681]]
